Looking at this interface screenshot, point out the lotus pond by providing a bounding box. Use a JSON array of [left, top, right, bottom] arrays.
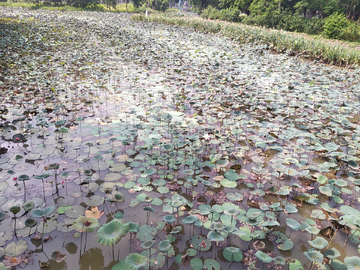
[[1, 7, 360, 270]]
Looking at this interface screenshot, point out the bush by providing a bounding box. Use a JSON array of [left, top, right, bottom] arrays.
[[201, 6, 244, 22], [323, 12, 348, 39], [339, 22, 360, 42], [150, 0, 169, 11]]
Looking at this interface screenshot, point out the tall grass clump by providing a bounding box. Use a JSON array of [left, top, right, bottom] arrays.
[[132, 13, 360, 68]]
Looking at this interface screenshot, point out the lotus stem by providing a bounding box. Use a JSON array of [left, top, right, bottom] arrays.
[[42, 219, 45, 251], [42, 178, 46, 204], [23, 181, 26, 202]]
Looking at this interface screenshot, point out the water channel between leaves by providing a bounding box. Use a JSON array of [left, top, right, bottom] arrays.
[[1, 7, 360, 270]]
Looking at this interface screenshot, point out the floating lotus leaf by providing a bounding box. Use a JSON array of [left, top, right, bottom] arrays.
[[304, 249, 324, 262], [344, 256, 360, 270], [203, 258, 220, 270], [308, 236, 328, 249], [37, 220, 57, 234], [105, 173, 122, 182], [289, 259, 304, 270], [319, 186, 333, 196], [157, 186, 169, 194], [223, 169, 240, 181], [250, 230, 266, 240], [85, 195, 104, 207], [274, 256, 286, 265], [220, 179, 237, 188], [223, 247, 243, 262], [144, 168, 156, 176], [137, 225, 157, 242], [255, 250, 272, 263], [190, 258, 203, 270], [125, 253, 148, 270], [277, 239, 294, 251], [65, 205, 85, 219], [96, 219, 129, 246], [187, 248, 197, 256], [286, 218, 300, 231], [285, 205, 298, 214], [5, 240, 28, 256], [316, 175, 328, 185], [190, 235, 211, 251]]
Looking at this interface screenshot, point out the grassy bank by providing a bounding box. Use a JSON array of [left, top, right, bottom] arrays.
[[132, 13, 360, 68], [0, 2, 142, 12]]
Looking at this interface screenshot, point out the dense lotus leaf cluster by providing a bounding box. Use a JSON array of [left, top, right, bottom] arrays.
[[0, 6, 360, 270]]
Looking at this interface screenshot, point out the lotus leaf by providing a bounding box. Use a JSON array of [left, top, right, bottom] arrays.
[[96, 219, 129, 246]]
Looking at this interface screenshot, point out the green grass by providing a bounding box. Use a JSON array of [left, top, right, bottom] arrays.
[[132, 13, 360, 68], [0, 1, 145, 12]]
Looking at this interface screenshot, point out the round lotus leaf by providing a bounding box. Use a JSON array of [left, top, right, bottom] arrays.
[[311, 209, 326, 219], [226, 192, 243, 202], [10, 206, 21, 215], [203, 258, 220, 270], [151, 198, 163, 206], [285, 205, 298, 214], [308, 236, 328, 249], [286, 218, 300, 231], [25, 218, 37, 228], [190, 258, 203, 270], [125, 253, 148, 270], [163, 215, 176, 224], [278, 239, 294, 251], [316, 175, 328, 185], [157, 186, 169, 194], [105, 173, 122, 182], [255, 250, 272, 263], [141, 240, 156, 250], [65, 205, 85, 219], [190, 235, 211, 251], [5, 239, 28, 256], [0, 182, 8, 192], [158, 240, 171, 253], [37, 220, 57, 233], [319, 186, 333, 196], [324, 247, 341, 260], [274, 256, 286, 265], [182, 215, 198, 225], [223, 247, 243, 262], [261, 220, 280, 227], [344, 256, 360, 270], [85, 195, 104, 207], [304, 250, 323, 262], [305, 226, 320, 235], [30, 206, 56, 218], [0, 230, 13, 246], [187, 248, 197, 256], [144, 168, 156, 176], [96, 219, 129, 246], [250, 230, 266, 240], [238, 227, 252, 241], [138, 177, 151, 186], [137, 193, 152, 202], [170, 226, 182, 234], [223, 169, 240, 181], [128, 222, 140, 233], [219, 178, 237, 188], [340, 205, 360, 216], [207, 231, 224, 242]]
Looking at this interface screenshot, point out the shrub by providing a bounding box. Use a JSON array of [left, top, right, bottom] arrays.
[[323, 12, 348, 39], [339, 22, 360, 42], [150, 0, 169, 11]]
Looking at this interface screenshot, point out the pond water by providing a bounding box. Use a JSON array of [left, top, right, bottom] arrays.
[[1, 7, 360, 270]]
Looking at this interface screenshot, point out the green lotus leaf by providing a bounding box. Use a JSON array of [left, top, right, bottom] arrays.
[[24, 218, 37, 228], [286, 218, 300, 231], [158, 240, 171, 253], [203, 258, 220, 270], [303, 249, 324, 262], [18, 174, 30, 181], [316, 175, 328, 185], [274, 256, 286, 265], [261, 220, 280, 227], [223, 169, 240, 181], [187, 248, 197, 256], [255, 250, 272, 263], [285, 205, 298, 214], [182, 215, 198, 224], [324, 247, 341, 260], [277, 239, 294, 251], [344, 256, 360, 270], [319, 186, 333, 196], [128, 222, 140, 233], [190, 258, 203, 270], [163, 215, 176, 224], [125, 253, 148, 270], [73, 216, 100, 233], [190, 235, 211, 251], [220, 178, 237, 188], [5, 240, 28, 256], [223, 246, 243, 262], [96, 219, 129, 246], [308, 236, 328, 249], [140, 240, 156, 250], [30, 206, 56, 218], [289, 259, 304, 270], [207, 231, 224, 242]]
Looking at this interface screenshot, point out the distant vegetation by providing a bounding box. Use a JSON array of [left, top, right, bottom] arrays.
[[1, 0, 360, 42]]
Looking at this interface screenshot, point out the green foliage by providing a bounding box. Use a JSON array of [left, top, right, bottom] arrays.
[[323, 12, 348, 39], [201, 6, 245, 22], [151, 0, 169, 11]]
